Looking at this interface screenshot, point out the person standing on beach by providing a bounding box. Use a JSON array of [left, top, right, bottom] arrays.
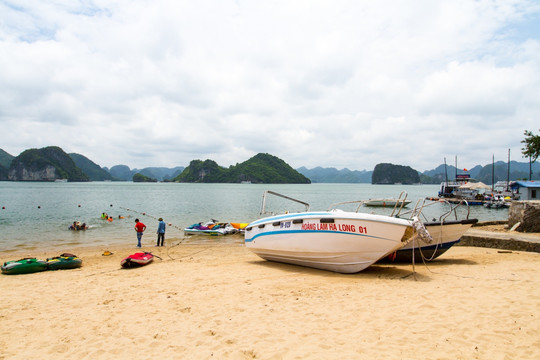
[[156, 217, 166, 246], [134, 218, 146, 248]]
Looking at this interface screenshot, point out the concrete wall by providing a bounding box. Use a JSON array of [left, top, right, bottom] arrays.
[[516, 186, 540, 200]]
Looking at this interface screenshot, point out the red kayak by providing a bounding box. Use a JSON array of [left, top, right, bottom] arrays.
[[120, 252, 154, 268]]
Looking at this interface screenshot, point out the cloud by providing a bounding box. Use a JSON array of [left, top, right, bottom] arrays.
[[1, 0, 539, 172], [417, 60, 536, 116]]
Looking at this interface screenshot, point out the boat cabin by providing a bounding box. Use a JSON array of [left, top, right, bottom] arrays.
[[510, 181, 540, 201], [438, 174, 482, 200]]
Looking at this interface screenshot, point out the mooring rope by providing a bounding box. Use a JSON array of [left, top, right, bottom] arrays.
[[116, 205, 193, 260], [118, 206, 184, 231]]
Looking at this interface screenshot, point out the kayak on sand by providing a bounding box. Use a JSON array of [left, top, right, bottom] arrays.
[[47, 253, 83, 270], [121, 252, 154, 268], [1, 258, 48, 275]]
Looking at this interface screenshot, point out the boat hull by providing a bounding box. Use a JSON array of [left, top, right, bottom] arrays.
[[244, 211, 414, 273], [184, 228, 226, 236], [382, 219, 478, 262]]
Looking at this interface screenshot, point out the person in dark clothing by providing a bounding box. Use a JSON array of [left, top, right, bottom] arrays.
[[156, 217, 166, 246]]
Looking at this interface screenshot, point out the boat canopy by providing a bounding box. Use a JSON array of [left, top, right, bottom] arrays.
[[458, 181, 491, 190]]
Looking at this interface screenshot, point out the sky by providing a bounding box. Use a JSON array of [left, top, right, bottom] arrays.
[[1, 0, 540, 172]]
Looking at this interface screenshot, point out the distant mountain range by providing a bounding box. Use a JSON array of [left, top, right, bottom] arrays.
[[0, 146, 538, 183], [0, 147, 308, 183], [419, 161, 540, 184], [297, 161, 539, 184], [105, 164, 185, 182], [297, 167, 372, 183]]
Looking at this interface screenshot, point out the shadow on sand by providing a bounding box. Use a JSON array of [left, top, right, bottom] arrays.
[[247, 255, 479, 282]]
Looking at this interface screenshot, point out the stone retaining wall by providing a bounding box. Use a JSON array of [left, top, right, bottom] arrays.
[[459, 234, 540, 253], [507, 200, 540, 233]]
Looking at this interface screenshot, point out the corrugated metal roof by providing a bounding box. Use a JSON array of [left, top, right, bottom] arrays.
[[511, 181, 540, 188]]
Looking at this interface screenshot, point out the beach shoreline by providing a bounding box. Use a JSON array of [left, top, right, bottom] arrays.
[[1, 238, 539, 359]]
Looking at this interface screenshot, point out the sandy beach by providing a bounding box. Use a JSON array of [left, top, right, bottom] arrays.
[[1, 235, 539, 360]]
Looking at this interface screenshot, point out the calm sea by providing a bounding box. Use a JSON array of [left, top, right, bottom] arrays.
[[0, 182, 508, 253]]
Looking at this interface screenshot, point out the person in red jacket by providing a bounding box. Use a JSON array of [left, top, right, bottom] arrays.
[[134, 218, 146, 248]]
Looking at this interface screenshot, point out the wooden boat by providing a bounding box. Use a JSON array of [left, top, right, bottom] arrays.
[[46, 253, 83, 270], [1, 258, 48, 275], [120, 252, 154, 268], [244, 191, 429, 273]]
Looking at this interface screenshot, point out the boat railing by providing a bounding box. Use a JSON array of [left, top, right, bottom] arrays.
[[398, 198, 471, 223], [327, 191, 410, 216], [327, 200, 367, 212], [260, 190, 310, 215], [259, 190, 470, 224], [390, 191, 408, 217]]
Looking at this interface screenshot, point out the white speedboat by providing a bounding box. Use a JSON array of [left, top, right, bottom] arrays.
[[244, 191, 428, 273]]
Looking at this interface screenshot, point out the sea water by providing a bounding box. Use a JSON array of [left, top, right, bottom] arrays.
[[0, 182, 508, 252]]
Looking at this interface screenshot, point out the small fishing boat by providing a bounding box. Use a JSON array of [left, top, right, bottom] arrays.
[[483, 194, 510, 209], [120, 252, 154, 268], [360, 191, 411, 208], [46, 253, 83, 270], [364, 199, 411, 207], [244, 191, 430, 273], [1, 258, 48, 275]]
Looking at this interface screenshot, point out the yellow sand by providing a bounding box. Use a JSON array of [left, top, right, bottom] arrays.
[[1, 238, 539, 359]]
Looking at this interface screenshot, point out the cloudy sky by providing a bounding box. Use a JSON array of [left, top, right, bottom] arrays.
[[1, 0, 539, 172]]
